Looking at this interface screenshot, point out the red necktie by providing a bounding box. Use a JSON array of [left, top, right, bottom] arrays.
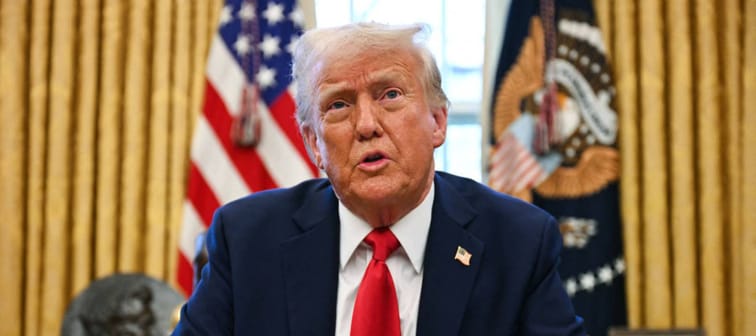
[[350, 228, 401, 336]]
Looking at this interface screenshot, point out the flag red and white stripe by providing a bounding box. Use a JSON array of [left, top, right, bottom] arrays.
[[488, 131, 548, 194], [177, 0, 317, 296]]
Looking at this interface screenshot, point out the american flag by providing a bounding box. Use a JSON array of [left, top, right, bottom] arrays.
[[488, 129, 549, 194], [177, 0, 317, 296], [488, 114, 555, 195]]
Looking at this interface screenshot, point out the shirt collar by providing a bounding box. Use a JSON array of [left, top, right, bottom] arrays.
[[339, 182, 434, 273]]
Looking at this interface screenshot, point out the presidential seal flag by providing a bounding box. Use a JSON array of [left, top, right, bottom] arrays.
[[176, 0, 318, 296], [489, 0, 626, 334]]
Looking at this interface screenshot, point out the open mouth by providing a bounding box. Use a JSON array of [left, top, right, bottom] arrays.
[[363, 153, 384, 163]]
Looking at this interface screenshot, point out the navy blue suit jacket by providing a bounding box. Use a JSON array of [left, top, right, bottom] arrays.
[[173, 172, 585, 335]]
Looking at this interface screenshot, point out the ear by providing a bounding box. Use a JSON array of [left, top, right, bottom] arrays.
[[302, 125, 324, 170], [430, 106, 448, 148]]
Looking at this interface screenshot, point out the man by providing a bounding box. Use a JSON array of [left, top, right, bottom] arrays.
[[173, 22, 585, 335]]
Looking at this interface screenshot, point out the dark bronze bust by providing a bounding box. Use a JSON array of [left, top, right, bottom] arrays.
[[61, 273, 184, 336]]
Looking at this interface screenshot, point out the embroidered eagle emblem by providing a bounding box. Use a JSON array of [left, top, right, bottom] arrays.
[[490, 12, 619, 202]]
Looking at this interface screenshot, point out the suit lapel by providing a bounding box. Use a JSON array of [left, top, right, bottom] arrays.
[[417, 174, 484, 336], [281, 183, 340, 336]]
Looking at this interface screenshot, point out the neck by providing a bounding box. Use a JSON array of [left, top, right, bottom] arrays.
[[343, 178, 434, 229]]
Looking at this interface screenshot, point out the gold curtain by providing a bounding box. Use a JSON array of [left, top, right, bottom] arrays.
[[0, 0, 222, 334], [594, 0, 756, 335]]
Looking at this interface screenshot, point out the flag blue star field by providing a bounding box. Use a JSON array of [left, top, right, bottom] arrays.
[[177, 0, 317, 295], [488, 0, 627, 334]]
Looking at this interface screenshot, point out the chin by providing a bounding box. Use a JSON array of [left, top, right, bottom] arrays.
[[349, 177, 408, 203], [354, 185, 403, 203]]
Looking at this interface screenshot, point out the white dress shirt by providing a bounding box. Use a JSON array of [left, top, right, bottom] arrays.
[[335, 183, 434, 336]]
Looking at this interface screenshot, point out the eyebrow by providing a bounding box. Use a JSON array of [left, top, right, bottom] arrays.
[[318, 67, 412, 102]]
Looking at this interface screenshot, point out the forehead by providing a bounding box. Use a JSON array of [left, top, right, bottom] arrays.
[[315, 48, 421, 90]]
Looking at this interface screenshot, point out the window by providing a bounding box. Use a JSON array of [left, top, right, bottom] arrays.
[[314, 0, 485, 181]]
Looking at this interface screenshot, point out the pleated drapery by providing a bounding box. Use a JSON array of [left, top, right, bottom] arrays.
[[594, 0, 756, 335], [0, 0, 222, 334]]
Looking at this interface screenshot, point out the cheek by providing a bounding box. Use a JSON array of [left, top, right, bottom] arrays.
[[319, 125, 354, 159], [401, 110, 436, 139]]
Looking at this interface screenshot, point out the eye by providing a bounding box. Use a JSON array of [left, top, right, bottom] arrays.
[[328, 100, 348, 110], [384, 89, 402, 100]]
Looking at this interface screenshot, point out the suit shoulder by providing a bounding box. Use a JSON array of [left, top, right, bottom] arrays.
[[216, 178, 331, 219], [437, 171, 553, 224]]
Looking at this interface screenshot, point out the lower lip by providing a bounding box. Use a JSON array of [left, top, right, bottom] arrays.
[[358, 158, 389, 171]]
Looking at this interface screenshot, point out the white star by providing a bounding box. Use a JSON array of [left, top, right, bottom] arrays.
[[234, 34, 252, 56], [258, 34, 281, 58], [256, 66, 277, 89], [219, 5, 233, 26], [239, 2, 255, 22], [263, 3, 285, 25], [564, 278, 578, 296], [286, 35, 299, 54], [564, 234, 577, 248], [614, 257, 626, 274], [579, 272, 596, 292], [289, 5, 304, 26], [580, 56, 590, 66], [598, 265, 614, 284]]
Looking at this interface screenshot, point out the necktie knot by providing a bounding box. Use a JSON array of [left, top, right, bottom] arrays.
[[364, 229, 400, 261]]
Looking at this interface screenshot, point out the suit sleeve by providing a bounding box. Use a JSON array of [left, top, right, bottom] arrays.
[[172, 210, 234, 335], [520, 216, 586, 335]]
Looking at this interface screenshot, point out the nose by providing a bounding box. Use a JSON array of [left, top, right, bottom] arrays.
[[354, 99, 383, 141]]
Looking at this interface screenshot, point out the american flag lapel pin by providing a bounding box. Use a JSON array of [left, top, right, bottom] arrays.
[[454, 246, 472, 266]]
